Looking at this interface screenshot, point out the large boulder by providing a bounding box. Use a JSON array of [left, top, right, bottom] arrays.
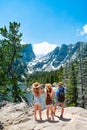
[[0, 102, 87, 130]]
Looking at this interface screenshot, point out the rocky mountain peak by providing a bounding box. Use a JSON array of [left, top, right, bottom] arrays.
[[22, 43, 36, 63]]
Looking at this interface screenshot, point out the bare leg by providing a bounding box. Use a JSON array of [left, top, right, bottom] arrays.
[[38, 105, 42, 120], [53, 103, 58, 115], [53, 103, 57, 114], [46, 107, 49, 119], [61, 103, 64, 116], [34, 104, 37, 120], [51, 106, 54, 120], [39, 110, 42, 120]]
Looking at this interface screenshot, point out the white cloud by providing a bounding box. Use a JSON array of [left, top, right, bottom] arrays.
[[33, 42, 57, 56], [21, 41, 26, 44], [80, 24, 87, 35]]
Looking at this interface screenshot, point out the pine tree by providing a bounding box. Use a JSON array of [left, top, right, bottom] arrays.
[[81, 42, 87, 108], [65, 64, 77, 106], [0, 22, 24, 102]]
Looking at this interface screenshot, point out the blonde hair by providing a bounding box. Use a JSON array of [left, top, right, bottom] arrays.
[[45, 83, 52, 93], [32, 82, 41, 96], [58, 82, 64, 87]]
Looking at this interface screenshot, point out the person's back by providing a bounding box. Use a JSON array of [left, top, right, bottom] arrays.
[[46, 88, 52, 105], [32, 82, 43, 120], [54, 82, 66, 119], [45, 83, 54, 120], [57, 86, 65, 102]]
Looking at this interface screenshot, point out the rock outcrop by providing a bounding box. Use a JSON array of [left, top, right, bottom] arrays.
[[0, 102, 87, 130]]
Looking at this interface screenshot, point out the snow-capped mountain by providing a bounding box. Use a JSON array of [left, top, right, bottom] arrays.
[[27, 42, 81, 73]]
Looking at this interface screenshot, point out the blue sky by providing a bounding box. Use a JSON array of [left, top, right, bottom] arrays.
[[0, 0, 87, 56]]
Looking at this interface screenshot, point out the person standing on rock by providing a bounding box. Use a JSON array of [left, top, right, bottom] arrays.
[[45, 83, 55, 120], [54, 82, 66, 119], [32, 82, 43, 120]]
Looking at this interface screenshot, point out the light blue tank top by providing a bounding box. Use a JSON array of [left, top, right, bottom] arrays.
[[34, 95, 42, 105]]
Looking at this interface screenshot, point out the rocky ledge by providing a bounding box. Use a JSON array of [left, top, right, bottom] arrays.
[[0, 102, 87, 130]]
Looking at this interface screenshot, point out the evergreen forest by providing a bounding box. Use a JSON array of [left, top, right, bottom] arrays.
[[0, 22, 87, 109]]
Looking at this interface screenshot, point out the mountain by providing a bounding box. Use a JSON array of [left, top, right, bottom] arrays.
[[21, 43, 36, 63], [13, 43, 36, 81], [27, 42, 82, 73]]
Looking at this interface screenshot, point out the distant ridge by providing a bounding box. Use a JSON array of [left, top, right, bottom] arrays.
[[27, 42, 86, 73]]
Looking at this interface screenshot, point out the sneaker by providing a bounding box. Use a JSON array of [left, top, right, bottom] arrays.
[[59, 115, 63, 119]]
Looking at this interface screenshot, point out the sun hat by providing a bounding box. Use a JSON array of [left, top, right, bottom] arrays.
[[58, 82, 64, 87], [45, 83, 52, 89], [32, 82, 41, 89]]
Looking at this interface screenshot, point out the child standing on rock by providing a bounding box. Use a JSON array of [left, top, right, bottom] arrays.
[[32, 82, 43, 120], [45, 83, 54, 120], [54, 82, 66, 119]]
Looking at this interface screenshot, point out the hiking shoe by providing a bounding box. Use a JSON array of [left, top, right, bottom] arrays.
[[59, 115, 63, 119]]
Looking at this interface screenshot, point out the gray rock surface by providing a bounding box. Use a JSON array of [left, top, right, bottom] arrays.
[[0, 102, 87, 130]]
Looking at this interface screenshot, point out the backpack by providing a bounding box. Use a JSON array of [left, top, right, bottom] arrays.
[[57, 87, 65, 102], [46, 93, 52, 105]]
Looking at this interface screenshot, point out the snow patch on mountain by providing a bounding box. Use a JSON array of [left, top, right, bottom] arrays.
[[27, 42, 85, 73]]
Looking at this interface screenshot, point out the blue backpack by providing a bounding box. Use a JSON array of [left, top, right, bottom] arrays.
[[57, 87, 65, 102]]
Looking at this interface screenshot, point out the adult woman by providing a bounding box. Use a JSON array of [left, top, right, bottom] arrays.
[[54, 82, 66, 119], [32, 82, 43, 120], [45, 83, 54, 120]]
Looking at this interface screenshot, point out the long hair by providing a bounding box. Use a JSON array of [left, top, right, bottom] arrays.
[[45, 83, 52, 98], [33, 82, 41, 96], [33, 88, 40, 96], [45, 83, 52, 105]]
